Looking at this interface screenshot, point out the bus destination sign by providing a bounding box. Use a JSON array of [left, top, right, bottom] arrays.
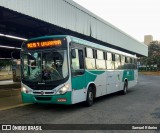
[[27, 40, 62, 49]]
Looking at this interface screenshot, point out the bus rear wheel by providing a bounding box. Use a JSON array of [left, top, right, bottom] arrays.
[[85, 87, 94, 107]]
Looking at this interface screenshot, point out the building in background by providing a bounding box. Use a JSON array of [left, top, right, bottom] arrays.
[[144, 35, 153, 45]]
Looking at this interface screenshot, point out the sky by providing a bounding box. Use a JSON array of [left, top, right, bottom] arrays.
[[73, 0, 160, 42]]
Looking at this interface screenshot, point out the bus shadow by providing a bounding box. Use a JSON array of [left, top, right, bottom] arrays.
[[93, 89, 135, 105], [23, 89, 136, 112]]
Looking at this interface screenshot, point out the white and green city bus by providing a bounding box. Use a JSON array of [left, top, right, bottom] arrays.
[[21, 35, 138, 106]]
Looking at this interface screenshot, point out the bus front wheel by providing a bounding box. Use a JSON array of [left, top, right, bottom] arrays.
[[85, 87, 94, 107]]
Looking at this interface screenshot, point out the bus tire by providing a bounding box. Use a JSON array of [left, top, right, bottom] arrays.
[[122, 81, 128, 95], [85, 87, 94, 107]]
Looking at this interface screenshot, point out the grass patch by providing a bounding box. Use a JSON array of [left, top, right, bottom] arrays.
[[139, 71, 160, 76], [0, 75, 13, 81], [0, 89, 20, 98]]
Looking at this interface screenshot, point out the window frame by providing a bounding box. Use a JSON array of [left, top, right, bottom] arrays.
[[70, 43, 85, 76]]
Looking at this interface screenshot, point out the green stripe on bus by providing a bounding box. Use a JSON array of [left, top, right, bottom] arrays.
[[122, 70, 134, 81], [87, 70, 105, 75], [71, 70, 105, 90]]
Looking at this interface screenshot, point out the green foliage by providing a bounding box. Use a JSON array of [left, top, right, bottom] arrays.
[[0, 59, 12, 67], [141, 41, 160, 70]]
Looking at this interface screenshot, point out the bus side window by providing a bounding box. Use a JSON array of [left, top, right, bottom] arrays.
[[85, 47, 95, 69], [96, 50, 106, 69], [115, 54, 121, 69], [126, 57, 131, 69], [121, 55, 125, 69], [71, 49, 84, 76], [106, 52, 113, 69]]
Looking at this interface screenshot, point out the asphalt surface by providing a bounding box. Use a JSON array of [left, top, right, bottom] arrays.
[[0, 74, 160, 132]]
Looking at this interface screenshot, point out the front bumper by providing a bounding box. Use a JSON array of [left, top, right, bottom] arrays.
[[21, 91, 72, 105]]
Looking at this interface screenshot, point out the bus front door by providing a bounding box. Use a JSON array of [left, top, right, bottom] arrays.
[[71, 48, 86, 104]]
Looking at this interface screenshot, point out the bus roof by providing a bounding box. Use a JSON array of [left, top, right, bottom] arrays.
[[26, 35, 68, 42], [69, 36, 137, 58], [25, 35, 137, 58]]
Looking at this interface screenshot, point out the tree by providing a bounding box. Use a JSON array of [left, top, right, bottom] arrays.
[[0, 59, 12, 70], [140, 41, 160, 70]]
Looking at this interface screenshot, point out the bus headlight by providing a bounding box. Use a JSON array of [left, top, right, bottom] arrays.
[[58, 84, 70, 94], [21, 86, 28, 93], [21, 86, 32, 94]]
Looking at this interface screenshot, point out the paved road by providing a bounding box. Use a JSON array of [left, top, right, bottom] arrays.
[[0, 74, 160, 132]]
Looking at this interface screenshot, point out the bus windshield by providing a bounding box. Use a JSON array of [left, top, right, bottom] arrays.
[[21, 50, 68, 82]]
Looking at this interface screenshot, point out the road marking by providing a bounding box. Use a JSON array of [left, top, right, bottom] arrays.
[[0, 103, 32, 111]]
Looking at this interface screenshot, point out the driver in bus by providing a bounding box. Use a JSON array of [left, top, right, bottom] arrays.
[[30, 61, 40, 80], [50, 62, 62, 79]]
